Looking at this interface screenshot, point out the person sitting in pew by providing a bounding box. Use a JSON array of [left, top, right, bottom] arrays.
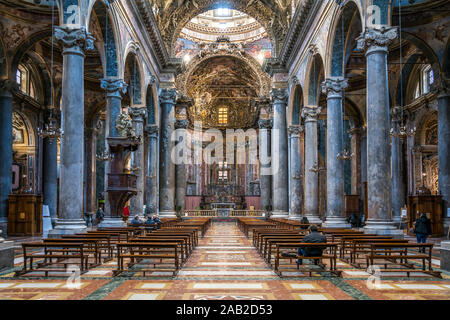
[[130, 215, 143, 226], [297, 225, 327, 265], [300, 216, 309, 230], [144, 215, 158, 230]]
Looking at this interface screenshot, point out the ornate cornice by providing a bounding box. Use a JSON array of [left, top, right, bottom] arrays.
[[0, 78, 19, 97], [357, 27, 398, 55], [145, 124, 159, 137], [278, 0, 321, 70], [302, 106, 322, 122], [133, 0, 171, 71], [391, 106, 403, 123], [100, 78, 127, 98], [321, 77, 348, 98]]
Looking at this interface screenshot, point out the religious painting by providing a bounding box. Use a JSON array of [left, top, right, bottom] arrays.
[[12, 112, 26, 144], [174, 38, 200, 59], [244, 37, 272, 61]]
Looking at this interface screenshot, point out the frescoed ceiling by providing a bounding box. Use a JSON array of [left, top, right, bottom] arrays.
[[186, 55, 260, 129]]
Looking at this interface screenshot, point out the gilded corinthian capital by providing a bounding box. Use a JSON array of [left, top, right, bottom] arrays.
[[54, 26, 95, 54], [431, 76, 450, 98], [356, 27, 398, 53]]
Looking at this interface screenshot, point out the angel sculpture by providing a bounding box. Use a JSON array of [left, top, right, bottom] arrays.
[[115, 111, 132, 137]]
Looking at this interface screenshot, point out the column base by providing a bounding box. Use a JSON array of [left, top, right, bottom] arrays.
[[288, 214, 302, 220], [98, 218, 127, 228], [47, 219, 87, 238], [159, 211, 177, 218], [0, 241, 14, 271], [443, 218, 450, 237], [363, 220, 404, 238], [440, 241, 450, 272], [304, 215, 323, 225], [322, 217, 351, 229], [270, 211, 289, 218]]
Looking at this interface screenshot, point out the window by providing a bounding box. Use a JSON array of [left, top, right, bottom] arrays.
[[16, 64, 36, 98], [215, 8, 231, 17], [218, 107, 228, 125], [218, 161, 228, 182]]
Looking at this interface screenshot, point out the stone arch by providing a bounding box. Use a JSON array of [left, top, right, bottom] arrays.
[[146, 83, 158, 125], [305, 52, 325, 107], [88, 0, 119, 77], [327, 1, 362, 77], [288, 84, 303, 126], [123, 48, 144, 106]]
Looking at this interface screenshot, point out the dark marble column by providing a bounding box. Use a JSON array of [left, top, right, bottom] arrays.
[[49, 27, 94, 236], [175, 119, 188, 212], [270, 88, 289, 217], [258, 118, 272, 211], [145, 124, 158, 214], [390, 106, 405, 224], [358, 27, 401, 235], [432, 77, 450, 230], [0, 80, 17, 234], [302, 106, 322, 224], [43, 135, 58, 226], [288, 125, 304, 219], [159, 88, 177, 217], [84, 126, 97, 216], [99, 78, 127, 224], [321, 78, 350, 228], [129, 107, 147, 215]]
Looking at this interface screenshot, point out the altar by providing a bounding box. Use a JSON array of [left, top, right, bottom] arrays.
[[211, 202, 235, 217]]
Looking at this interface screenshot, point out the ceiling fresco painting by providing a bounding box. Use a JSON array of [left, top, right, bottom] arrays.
[[186, 55, 260, 129]]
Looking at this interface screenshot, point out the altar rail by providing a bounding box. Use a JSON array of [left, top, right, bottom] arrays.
[[183, 210, 217, 217], [231, 210, 265, 217]]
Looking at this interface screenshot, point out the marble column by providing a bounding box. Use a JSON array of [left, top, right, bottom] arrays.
[[357, 27, 401, 235], [175, 119, 188, 212], [288, 125, 304, 219], [158, 88, 177, 217], [302, 106, 322, 224], [49, 27, 94, 236], [43, 135, 58, 226], [348, 126, 362, 196], [0, 79, 17, 234], [144, 124, 158, 214], [432, 77, 450, 230], [129, 107, 147, 215], [270, 88, 289, 217], [321, 78, 350, 228], [391, 106, 405, 224], [84, 126, 97, 216], [258, 119, 272, 211], [99, 78, 127, 225]]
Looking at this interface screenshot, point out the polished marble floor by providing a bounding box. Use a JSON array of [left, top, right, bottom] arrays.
[[0, 221, 449, 300]]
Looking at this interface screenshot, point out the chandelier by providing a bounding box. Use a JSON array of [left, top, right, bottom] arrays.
[[37, 112, 62, 139], [337, 147, 353, 161]]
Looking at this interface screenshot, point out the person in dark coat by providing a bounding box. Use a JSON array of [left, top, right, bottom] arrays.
[[414, 213, 432, 253], [300, 216, 309, 230], [297, 225, 327, 265], [130, 215, 143, 226]]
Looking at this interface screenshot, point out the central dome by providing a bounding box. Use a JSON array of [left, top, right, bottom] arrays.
[[180, 9, 267, 43]]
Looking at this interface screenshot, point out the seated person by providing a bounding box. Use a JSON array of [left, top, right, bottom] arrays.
[[151, 214, 162, 225], [300, 216, 309, 230], [130, 215, 143, 226], [144, 216, 157, 229], [297, 225, 327, 265]]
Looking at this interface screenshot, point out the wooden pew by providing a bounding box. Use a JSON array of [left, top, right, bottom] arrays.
[[15, 242, 90, 277], [114, 242, 179, 277], [264, 236, 305, 264], [131, 237, 189, 263], [365, 243, 441, 278], [61, 234, 114, 262], [349, 239, 410, 267], [274, 243, 341, 277]]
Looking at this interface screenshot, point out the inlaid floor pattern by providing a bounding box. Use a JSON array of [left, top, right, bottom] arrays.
[[0, 221, 450, 300]]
